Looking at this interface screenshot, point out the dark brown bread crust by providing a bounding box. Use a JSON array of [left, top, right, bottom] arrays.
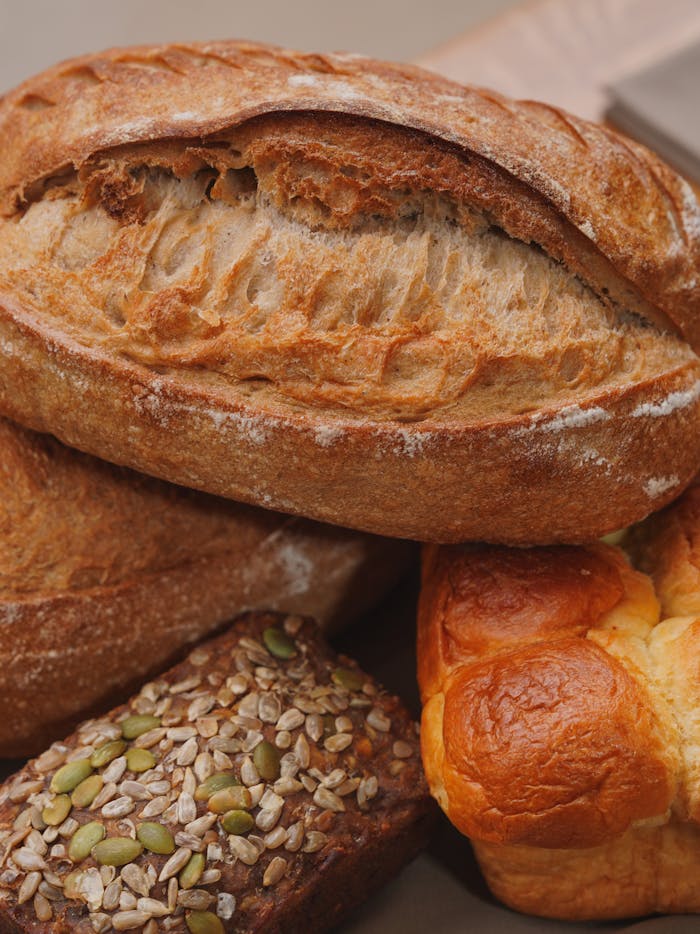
[[1, 41, 699, 543], [0, 418, 412, 757], [0, 613, 434, 932]]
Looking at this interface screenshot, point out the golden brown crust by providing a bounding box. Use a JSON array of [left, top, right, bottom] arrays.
[[1, 41, 700, 543], [1, 42, 698, 340], [417, 487, 700, 918], [0, 418, 411, 757]]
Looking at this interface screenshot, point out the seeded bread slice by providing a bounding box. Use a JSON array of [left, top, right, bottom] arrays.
[[0, 612, 434, 933]]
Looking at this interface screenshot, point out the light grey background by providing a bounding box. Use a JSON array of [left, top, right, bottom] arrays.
[[0, 0, 518, 93]]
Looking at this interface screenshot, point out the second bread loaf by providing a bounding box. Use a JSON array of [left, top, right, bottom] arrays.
[[1, 417, 411, 757]]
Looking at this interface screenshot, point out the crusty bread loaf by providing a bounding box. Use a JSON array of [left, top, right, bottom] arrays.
[[0, 417, 411, 758], [417, 484, 700, 919], [1, 41, 699, 543], [0, 612, 433, 933]]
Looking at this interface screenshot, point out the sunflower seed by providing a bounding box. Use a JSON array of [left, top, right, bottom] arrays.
[[263, 827, 288, 849], [103, 880, 122, 911], [255, 807, 282, 832], [119, 890, 137, 910], [177, 793, 197, 825], [134, 729, 167, 750], [227, 836, 259, 865], [185, 813, 217, 837], [17, 871, 41, 904], [273, 777, 304, 796], [275, 708, 305, 732], [321, 769, 347, 789], [112, 910, 152, 930], [139, 797, 169, 819], [194, 753, 215, 783], [137, 896, 170, 916], [158, 847, 192, 882], [120, 781, 150, 800], [367, 708, 391, 732], [262, 856, 287, 887], [305, 714, 324, 743], [162, 877, 177, 913], [313, 787, 345, 812], [324, 733, 353, 753], [284, 821, 305, 852], [9, 781, 44, 804], [12, 848, 47, 872], [177, 738, 199, 767], [119, 863, 150, 898], [102, 797, 135, 819], [33, 891, 52, 921], [302, 831, 328, 853]]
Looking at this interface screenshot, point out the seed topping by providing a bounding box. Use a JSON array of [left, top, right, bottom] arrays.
[[0, 614, 416, 930]]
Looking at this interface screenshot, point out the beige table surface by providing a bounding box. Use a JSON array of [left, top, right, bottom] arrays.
[[341, 2, 700, 931]]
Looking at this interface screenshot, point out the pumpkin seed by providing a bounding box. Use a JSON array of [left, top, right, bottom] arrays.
[[68, 822, 105, 862], [41, 795, 72, 827], [92, 837, 143, 866], [331, 667, 364, 692], [253, 741, 280, 782], [71, 775, 104, 809], [50, 759, 93, 794], [186, 910, 224, 934], [126, 748, 156, 773], [193, 773, 239, 802], [179, 853, 205, 890], [121, 715, 161, 740], [137, 822, 175, 855], [90, 740, 127, 769], [262, 627, 297, 659], [207, 786, 251, 814], [221, 810, 254, 835]]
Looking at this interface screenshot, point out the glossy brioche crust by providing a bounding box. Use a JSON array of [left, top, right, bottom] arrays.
[[418, 489, 700, 918], [1, 41, 700, 543], [0, 417, 411, 758]]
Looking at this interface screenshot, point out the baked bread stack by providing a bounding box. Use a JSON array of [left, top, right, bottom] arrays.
[[1, 36, 700, 929]]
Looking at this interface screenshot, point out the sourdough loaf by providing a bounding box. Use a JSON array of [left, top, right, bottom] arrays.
[[418, 483, 700, 919], [0, 612, 433, 933], [0, 41, 699, 543], [0, 417, 411, 758]]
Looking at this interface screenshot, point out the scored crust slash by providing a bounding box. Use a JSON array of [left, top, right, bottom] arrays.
[[0, 40, 699, 543]]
